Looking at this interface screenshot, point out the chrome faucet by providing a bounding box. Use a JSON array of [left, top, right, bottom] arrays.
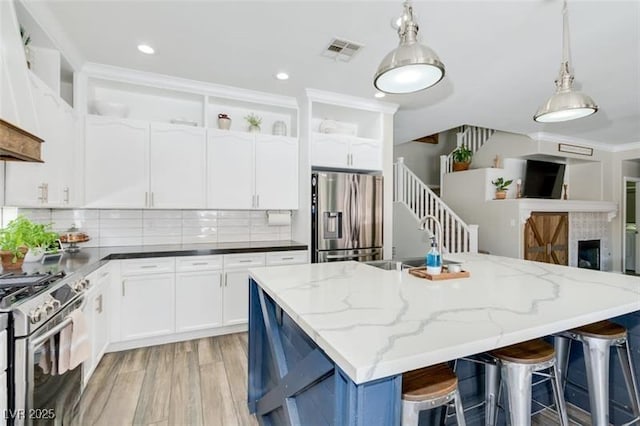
[[419, 214, 443, 255]]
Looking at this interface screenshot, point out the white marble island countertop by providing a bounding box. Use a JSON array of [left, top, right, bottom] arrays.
[[249, 253, 640, 385]]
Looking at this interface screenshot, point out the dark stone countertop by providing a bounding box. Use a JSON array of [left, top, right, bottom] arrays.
[[17, 240, 308, 280]]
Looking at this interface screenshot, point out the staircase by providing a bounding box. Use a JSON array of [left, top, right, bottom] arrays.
[[439, 125, 496, 190], [394, 158, 478, 254]]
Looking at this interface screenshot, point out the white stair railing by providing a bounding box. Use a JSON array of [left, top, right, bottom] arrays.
[[394, 158, 478, 254], [440, 125, 496, 190]]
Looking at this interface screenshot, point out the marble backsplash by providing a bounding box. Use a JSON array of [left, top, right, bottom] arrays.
[[569, 212, 611, 271], [5, 208, 292, 247]]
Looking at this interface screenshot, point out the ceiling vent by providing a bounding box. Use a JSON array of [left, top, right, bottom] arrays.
[[322, 38, 364, 62]]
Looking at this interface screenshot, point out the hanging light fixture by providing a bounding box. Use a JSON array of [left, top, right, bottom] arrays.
[[534, 0, 598, 123], [373, 1, 445, 94]]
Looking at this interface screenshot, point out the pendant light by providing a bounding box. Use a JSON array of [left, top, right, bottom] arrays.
[[374, 1, 445, 94], [534, 0, 598, 123]]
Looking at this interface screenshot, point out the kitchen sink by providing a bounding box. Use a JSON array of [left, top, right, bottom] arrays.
[[363, 260, 405, 271]]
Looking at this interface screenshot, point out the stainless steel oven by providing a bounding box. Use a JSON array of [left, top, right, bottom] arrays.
[[6, 273, 90, 426], [13, 296, 84, 425]]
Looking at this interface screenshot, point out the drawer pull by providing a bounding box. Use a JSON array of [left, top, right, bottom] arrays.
[[140, 265, 158, 269], [191, 262, 209, 266], [281, 257, 294, 260], [239, 260, 253, 263]]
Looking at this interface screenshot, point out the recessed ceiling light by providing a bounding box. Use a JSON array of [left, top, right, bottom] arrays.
[[137, 44, 155, 55], [374, 92, 386, 98], [275, 72, 289, 81]]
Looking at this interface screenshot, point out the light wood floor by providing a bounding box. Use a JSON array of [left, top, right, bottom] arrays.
[[73, 333, 258, 426], [74, 332, 594, 426]]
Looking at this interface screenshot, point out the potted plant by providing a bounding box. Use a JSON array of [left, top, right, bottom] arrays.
[[20, 25, 32, 69], [23, 222, 60, 262], [0, 215, 32, 269], [492, 177, 513, 200], [451, 145, 472, 171], [244, 113, 262, 133]]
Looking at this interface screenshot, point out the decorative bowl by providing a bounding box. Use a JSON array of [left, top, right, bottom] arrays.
[[94, 101, 129, 118]]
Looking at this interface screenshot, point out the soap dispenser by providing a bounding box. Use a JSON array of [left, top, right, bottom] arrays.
[[426, 237, 442, 275]]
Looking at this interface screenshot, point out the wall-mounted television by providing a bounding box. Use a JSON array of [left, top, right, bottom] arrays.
[[522, 160, 566, 199]]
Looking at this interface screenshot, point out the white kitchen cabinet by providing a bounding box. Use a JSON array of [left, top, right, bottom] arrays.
[[82, 265, 111, 386], [207, 130, 255, 209], [222, 253, 265, 325], [118, 258, 176, 341], [84, 116, 149, 208], [311, 133, 350, 169], [175, 255, 224, 332], [350, 138, 383, 171], [149, 123, 207, 209], [311, 132, 382, 171], [265, 250, 308, 266], [5, 74, 77, 207], [254, 135, 299, 209], [208, 129, 299, 209]]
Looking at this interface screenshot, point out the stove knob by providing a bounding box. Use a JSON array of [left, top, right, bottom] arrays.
[[73, 280, 84, 292], [29, 309, 42, 324], [82, 279, 90, 289], [44, 300, 56, 314]]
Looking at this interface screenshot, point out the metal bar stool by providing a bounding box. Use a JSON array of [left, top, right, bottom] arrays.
[[489, 339, 569, 426], [555, 320, 640, 426], [402, 363, 467, 426]]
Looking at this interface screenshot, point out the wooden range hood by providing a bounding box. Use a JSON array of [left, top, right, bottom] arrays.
[[0, 118, 43, 162]]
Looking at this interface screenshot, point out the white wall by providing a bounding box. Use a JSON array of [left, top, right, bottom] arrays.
[[392, 203, 431, 259], [393, 130, 456, 187]]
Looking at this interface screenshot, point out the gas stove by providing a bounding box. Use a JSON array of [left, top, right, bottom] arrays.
[[0, 271, 91, 337], [0, 271, 67, 309]]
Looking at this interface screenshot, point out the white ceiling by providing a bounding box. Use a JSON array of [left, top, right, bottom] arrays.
[[31, 0, 640, 146]]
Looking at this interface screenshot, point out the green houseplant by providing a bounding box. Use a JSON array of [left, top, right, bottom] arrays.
[[491, 177, 513, 200], [24, 221, 60, 262], [244, 113, 262, 133], [0, 216, 59, 269], [451, 145, 472, 171]]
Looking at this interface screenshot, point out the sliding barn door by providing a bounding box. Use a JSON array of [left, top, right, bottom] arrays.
[[524, 212, 569, 265]]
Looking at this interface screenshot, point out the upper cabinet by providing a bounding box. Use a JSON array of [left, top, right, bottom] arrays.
[[77, 66, 300, 210], [308, 94, 392, 172], [5, 74, 77, 207], [84, 116, 149, 208], [85, 117, 209, 209], [0, 1, 38, 135], [208, 130, 298, 210]]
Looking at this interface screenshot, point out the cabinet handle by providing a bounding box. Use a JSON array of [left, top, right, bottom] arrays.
[[122, 280, 126, 297], [63, 187, 70, 204], [239, 260, 252, 263], [281, 257, 294, 260], [251, 194, 256, 208], [37, 184, 45, 203], [256, 194, 260, 208], [44, 183, 49, 203], [96, 294, 103, 314], [224, 273, 228, 287], [145, 192, 149, 207], [99, 271, 110, 278], [140, 265, 158, 269], [151, 192, 155, 207], [191, 262, 208, 266]]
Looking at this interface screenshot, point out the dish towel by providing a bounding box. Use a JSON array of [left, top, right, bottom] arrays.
[[58, 319, 72, 374], [38, 340, 51, 374], [49, 335, 57, 376], [68, 309, 90, 370]]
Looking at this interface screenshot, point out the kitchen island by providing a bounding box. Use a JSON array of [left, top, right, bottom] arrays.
[[247, 254, 640, 425]]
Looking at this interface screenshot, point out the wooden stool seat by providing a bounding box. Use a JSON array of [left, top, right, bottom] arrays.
[[402, 363, 458, 401], [571, 320, 627, 340], [490, 339, 555, 364]]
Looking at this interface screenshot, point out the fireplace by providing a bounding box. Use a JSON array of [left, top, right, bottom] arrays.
[[578, 240, 600, 270]]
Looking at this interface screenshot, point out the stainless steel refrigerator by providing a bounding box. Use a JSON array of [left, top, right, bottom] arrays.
[[311, 171, 383, 263]]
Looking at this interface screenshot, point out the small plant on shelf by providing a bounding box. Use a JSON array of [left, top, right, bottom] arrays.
[[0, 216, 60, 269], [20, 25, 32, 68], [451, 145, 472, 171], [244, 113, 262, 133], [492, 177, 513, 200]]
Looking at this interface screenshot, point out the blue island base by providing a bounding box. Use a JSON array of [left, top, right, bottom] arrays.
[[248, 279, 402, 426]]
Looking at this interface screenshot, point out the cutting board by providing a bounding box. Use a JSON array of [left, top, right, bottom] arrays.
[[408, 266, 470, 281]]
